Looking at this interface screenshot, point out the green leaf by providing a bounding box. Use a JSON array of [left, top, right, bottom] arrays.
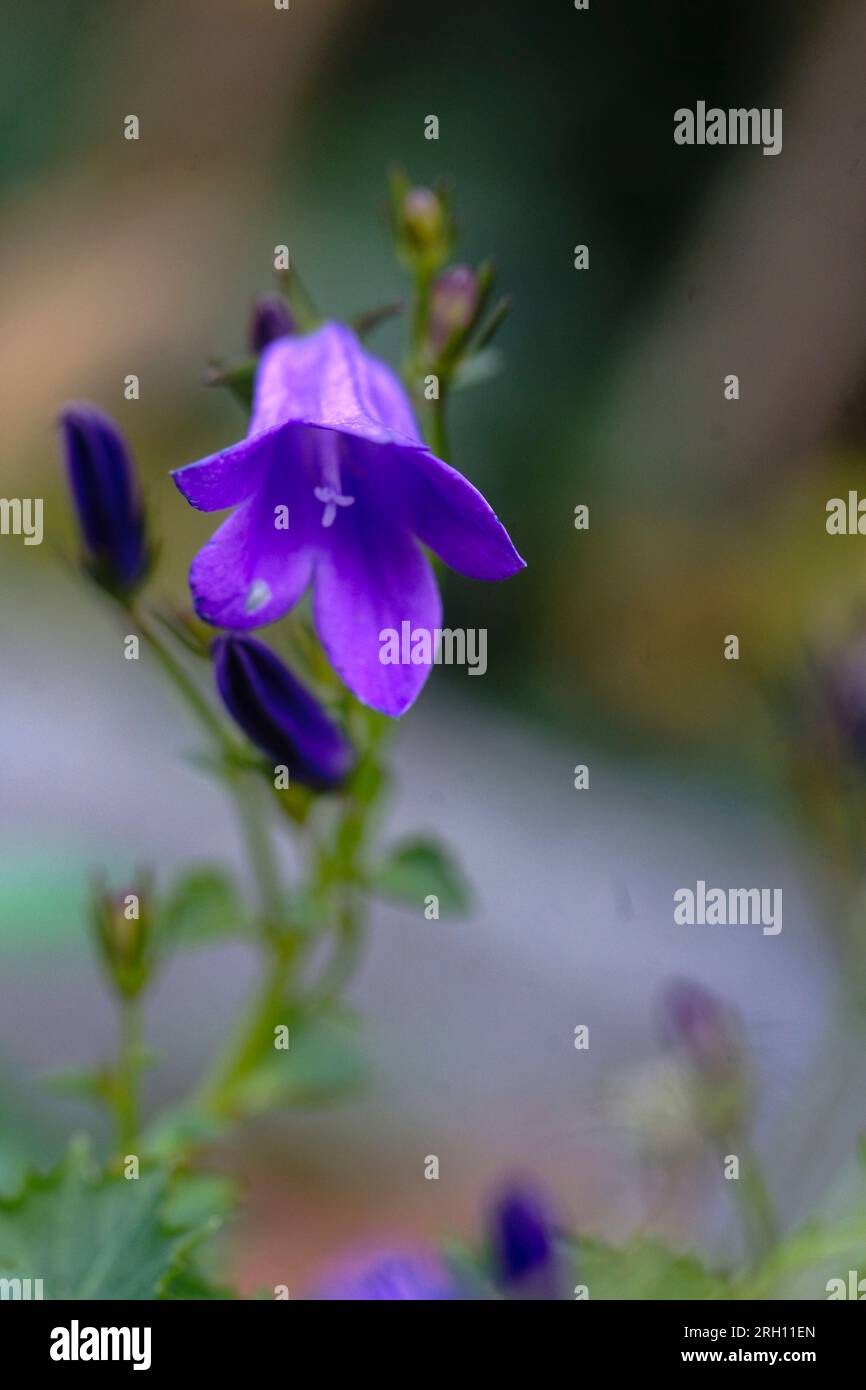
[[0, 1142, 219, 1300], [140, 1107, 230, 1165], [368, 837, 471, 915], [229, 1009, 367, 1115], [574, 1237, 730, 1301], [159, 867, 246, 949], [452, 346, 505, 392]]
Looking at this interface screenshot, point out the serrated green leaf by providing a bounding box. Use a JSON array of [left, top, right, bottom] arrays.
[[160, 1173, 237, 1233], [0, 1143, 215, 1300], [159, 867, 246, 948], [140, 1107, 230, 1164], [368, 837, 471, 915]]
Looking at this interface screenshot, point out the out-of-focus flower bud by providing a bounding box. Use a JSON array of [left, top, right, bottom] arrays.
[[249, 295, 295, 354], [93, 883, 153, 999], [60, 404, 149, 596], [659, 977, 752, 1140], [427, 264, 480, 357], [393, 181, 450, 272], [489, 1183, 561, 1299], [212, 635, 353, 791], [403, 187, 444, 245]]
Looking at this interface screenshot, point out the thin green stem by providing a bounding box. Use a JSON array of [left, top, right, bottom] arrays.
[[732, 1142, 778, 1268], [427, 389, 450, 461], [128, 602, 234, 755], [115, 994, 142, 1156], [230, 768, 285, 931], [197, 937, 295, 1119]]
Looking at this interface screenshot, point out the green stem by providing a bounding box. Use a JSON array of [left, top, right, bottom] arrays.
[[123, 602, 297, 1121], [197, 938, 295, 1118], [116, 994, 141, 1156], [128, 602, 234, 755], [230, 767, 285, 931], [732, 1143, 778, 1268], [428, 389, 450, 461]]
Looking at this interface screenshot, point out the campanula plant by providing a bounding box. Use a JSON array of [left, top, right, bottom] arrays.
[[7, 173, 532, 1298], [12, 174, 861, 1302]]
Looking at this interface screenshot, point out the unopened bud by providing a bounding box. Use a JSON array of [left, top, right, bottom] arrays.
[[427, 264, 480, 356], [93, 883, 153, 998], [249, 295, 295, 354], [659, 978, 751, 1140]]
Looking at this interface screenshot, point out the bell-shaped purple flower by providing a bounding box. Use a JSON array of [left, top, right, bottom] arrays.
[[489, 1184, 561, 1299], [60, 403, 148, 594], [172, 322, 524, 717], [249, 295, 294, 354], [312, 1249, 462, 1301], [212, 635, 352, 790]]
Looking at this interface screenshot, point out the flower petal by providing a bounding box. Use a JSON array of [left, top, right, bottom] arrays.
[[189, 461, 315, 629], [251, 322, 423, 447], [312, 499, 441, 718], [172, 432, 274, 513], [401, 449, 525, 580]]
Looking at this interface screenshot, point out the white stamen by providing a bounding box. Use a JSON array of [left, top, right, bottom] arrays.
[[315, 433, 354, 527]]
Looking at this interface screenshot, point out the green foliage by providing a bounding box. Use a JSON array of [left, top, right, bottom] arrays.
[[0, 1141, 232, 1300], [228, 1008, 367, 1116], [158, 867, 247, 948], [369, 837, 472, 915], [575, 1236, 731, 1301]]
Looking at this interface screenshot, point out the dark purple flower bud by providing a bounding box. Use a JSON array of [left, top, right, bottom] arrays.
[[313, 1249, 462, 1301], [60, 403, 149, 595], [427, 264, 480, 357], [249, 295, 295, 354], [212, 635, 352, 790], [490, 1184, 560, 1298]]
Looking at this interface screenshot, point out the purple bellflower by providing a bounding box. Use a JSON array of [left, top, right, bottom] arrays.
[[312, 1249, 462, 1301], [60, 403, 148, 594], [212, 634, 352, 790], [172, 322, 525, 717]]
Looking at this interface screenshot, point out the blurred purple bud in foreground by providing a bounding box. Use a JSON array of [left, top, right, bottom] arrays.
[[490, 1183, 561, 1299], [312, 1249, 462, 1301]]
